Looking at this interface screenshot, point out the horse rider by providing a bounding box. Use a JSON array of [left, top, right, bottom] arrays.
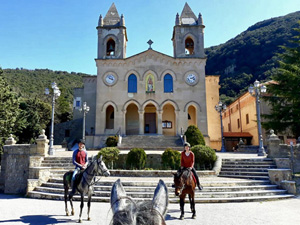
[[70, 139, 88, 196], [179, 142, 202, 190]]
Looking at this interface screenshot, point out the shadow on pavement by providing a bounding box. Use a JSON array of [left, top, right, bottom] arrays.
[[0, 215, 71, 225]]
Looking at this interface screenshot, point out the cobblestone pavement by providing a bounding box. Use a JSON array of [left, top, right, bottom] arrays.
[[1, 194, 299, 225]]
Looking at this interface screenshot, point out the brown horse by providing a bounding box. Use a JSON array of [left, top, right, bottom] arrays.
[[173, 168, 196, 220], [63, 155, 110, 223]]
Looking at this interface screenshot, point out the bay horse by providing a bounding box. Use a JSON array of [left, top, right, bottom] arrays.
[[173, 168, 196, 220], [110, 179, 168, 225], [63, 155, 110, 223]]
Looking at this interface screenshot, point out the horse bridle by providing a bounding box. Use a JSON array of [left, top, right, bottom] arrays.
[[82, 158, 108, 186], [175, 177, 185, 195]]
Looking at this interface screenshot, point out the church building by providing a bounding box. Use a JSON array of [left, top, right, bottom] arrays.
[[73, 3, 222, 150]]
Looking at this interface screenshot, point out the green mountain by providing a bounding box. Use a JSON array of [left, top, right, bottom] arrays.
[[2, 68, 88, 103], [205, 11, 300, 103]]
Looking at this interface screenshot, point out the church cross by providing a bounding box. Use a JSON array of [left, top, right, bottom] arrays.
[[147, 39, 153, 50]]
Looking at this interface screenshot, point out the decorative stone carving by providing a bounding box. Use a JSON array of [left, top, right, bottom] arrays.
[[5, 134, 16, 145]]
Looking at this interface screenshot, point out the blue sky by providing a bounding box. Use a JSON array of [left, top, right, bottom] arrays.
[[0, 0, 300, 75]]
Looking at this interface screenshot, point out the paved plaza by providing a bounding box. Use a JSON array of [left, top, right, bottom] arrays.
[[0, 193, 299, 225]]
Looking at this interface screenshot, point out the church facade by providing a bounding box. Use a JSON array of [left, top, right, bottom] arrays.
[[73, 3, 222, 150]]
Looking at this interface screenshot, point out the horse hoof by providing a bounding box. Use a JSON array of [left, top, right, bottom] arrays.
[[192, 215, 196, 219], [180, 215, 184, 220], [79, 219, 82, 223], [66, 212, 69, 216], [71, 211, 74, 216], [88, 217, 91, 221]]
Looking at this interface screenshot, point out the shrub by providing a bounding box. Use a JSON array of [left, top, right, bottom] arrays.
[[161, 148, 181, 170], [106, 136, 118, 147], [191, 145, 217, 170], [184, 125, 205, 146], [126, 148, 146, 169], [97, 147, 120, 169]]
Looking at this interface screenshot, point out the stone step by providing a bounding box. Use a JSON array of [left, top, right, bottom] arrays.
[[48, 178, 271, 187], [42, 182, 279, 192], [47, 169, 216, 177], [219, 171, 269, 175], [222, 158, 274, 162], [33, 186, 288, 198], [222, 162, 276, 166], [27, 190, 294, 203], [221, 164, 276, 168], [218, 175, 269, 180], [221, 168, 269, 172]]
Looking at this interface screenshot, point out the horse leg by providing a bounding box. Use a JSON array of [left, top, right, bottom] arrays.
[[87, 189, 92, 221], [68, 187, 75, 216], [191, 193, 196, 219], [188, 194, 192, 212], [179, 197, 185, 220], [64, 182, 69, 216], [78, 194, 84, 223]]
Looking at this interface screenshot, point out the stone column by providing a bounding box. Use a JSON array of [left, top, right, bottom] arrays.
[[35, 130, 49, 156], [139, 110, 144, 134], [122, 110, 126, 135], [175, 110, 180, 135], [267, 130, 281, 158], [157, 110, 162, 135]]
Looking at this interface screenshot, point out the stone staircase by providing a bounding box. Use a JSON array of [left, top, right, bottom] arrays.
[[27, 157, 295, 203], [119, 135, 183, 150], [219, 158, 276, 180]]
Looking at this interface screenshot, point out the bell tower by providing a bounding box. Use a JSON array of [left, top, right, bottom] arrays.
[[172, 3, 205, 58], [97, 3, 127, 59]]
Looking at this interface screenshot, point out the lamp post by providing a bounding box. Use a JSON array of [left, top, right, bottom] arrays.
[[215, 101, 227, 152], [79, 102, 90, 143], [45, 82, 61, 155], [248, 80, 267, 156]]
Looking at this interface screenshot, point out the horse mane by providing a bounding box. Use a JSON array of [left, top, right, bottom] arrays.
[[110, 197, 166, 225]]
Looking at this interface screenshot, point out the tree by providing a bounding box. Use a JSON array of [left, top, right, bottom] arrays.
[[263, 23, 300, 138], [0, 68, 25, 159], [15, 98, 51, 143], [184, 125, 205, 146]]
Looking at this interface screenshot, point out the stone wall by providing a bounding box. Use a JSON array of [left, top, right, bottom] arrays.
[[267, 130, 300, 194], [0, 131, 49, 194], [267, 130, 300, 173]]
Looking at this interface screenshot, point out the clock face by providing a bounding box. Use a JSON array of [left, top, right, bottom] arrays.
[[186, 74, 196, 84], [105, 74, 116, 85]]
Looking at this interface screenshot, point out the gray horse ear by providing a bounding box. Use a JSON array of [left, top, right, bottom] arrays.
[[97, 155, 103, 162], [111, 179, 127, 214], [152, 179, 168, 217]]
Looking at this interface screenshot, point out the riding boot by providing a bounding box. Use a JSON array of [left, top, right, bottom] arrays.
[[69, 180, 76, 199], [192, 168, 203, 190]]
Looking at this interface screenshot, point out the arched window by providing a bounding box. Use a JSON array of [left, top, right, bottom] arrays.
[[106, 39, 115, 56], [164, 74, 173, 93], [185, 37, 194, 55], [128, 74, 137, 93]]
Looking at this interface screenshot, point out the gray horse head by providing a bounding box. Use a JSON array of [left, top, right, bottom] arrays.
[[110, 179, 168, 225], [94, 155, 110, 177]]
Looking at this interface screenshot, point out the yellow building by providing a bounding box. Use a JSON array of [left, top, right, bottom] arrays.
[[222, 84, 292, 151]]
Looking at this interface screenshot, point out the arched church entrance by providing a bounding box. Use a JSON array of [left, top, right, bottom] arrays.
[[188, 105, 197, 127], [144, 103, 157, 134], [105, 105, 114, 129], [162, 103, 176, 136], [126, 103, 139, 135]]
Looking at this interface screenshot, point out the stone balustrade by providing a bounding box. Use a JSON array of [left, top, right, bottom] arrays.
[[0, 130, 50, 194], [267, 130, 300, 194]]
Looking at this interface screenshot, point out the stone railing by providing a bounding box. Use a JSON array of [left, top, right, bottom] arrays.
[[0, 130, 51, 195], [267, 130, 300, 195]]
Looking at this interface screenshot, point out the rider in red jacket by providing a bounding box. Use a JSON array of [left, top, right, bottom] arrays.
[[180, 142, 202, 190]]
